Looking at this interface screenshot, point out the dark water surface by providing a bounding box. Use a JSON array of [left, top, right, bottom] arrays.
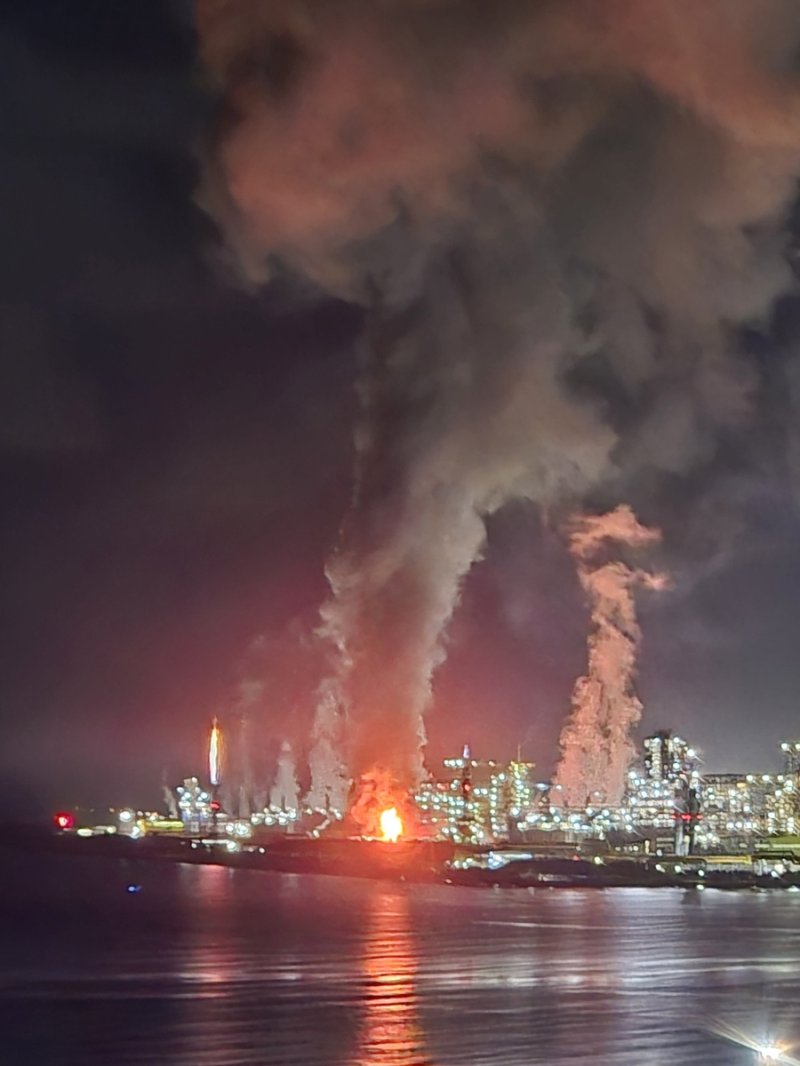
[[1, 852, 798, 1065]]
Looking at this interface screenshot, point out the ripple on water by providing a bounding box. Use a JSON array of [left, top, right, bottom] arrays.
[[1, 856, 798, 1065]]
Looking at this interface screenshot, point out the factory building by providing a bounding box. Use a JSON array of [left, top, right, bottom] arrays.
[[621, 732, 701, 853], [643, 730, 696, 782], [781, 740, 800, 775], [415, 746, 540, 843], [176, 776, 215, 834], [698, 771, 798, 848]]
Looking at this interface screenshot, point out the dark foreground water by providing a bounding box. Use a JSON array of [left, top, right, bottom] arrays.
[[1, 853, 799, 1065]]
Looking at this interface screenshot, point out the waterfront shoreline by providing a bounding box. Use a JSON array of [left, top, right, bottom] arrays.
[[4, 826, 797, 892]]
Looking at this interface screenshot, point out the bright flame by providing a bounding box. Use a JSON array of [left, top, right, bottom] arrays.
[[380, 807, 403, 843], [209, 717, 221, 787]]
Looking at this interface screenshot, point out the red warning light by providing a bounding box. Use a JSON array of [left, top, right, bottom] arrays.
[[54, 812, 74, 830], [210, 800, 221, 812]]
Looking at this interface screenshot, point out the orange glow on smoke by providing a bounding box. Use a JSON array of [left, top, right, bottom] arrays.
[[380, 807, 403, 843], [349, 767, 416, 840]]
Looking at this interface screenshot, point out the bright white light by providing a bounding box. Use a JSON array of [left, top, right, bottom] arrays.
[[757, 1045, 783, 1063]]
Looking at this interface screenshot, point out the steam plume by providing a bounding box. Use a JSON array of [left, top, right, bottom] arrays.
[[553, 506, 667, 806], [196, 1, 800, 799], [306, 677, 349, 811], [270, 740, 300, 813]]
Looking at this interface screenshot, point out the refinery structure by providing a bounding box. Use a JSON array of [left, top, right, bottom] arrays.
[[412, 732, 800, 857], [66, 718, 800, 868], [82, 508, 772, 869]]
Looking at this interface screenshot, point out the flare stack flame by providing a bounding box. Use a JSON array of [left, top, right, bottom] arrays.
[[209, 716, 222, 788], [553, 506, 667, 807]]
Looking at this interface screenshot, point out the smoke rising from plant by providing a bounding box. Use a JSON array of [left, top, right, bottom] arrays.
[[553, 506, 667, 807], [196, 1, 800, 799], [270, 740, 300, 812]]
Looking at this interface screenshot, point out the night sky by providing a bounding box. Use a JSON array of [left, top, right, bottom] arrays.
[[2, 2, 800, 817]]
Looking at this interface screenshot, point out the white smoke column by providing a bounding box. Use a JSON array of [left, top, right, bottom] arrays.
[[270, 740, 300, 812], [308, 244, 613, 803], [553, 506, 667, 806], [229, 677, 263, 814], [306, 677, 349, 812], [162, 783, 179, 820]]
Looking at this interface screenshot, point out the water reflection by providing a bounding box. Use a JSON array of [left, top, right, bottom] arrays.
[[6, 856, 800, 1066], [355, 890, 434, 1066]]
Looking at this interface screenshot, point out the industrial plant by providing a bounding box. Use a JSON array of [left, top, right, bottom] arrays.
[[44, 717, 800, 890]]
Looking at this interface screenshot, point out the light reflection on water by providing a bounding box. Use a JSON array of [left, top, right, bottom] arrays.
[[355, 890, 432, 1066], [1, 853, 800, 1065]]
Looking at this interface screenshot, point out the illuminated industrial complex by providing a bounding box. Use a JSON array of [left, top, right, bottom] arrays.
[[59, 718, 800, 876], [410, 731, 800, 860]]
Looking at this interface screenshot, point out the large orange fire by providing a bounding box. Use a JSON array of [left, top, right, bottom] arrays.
[[349, 767, 413, 841], [379, 807, 403, 843]]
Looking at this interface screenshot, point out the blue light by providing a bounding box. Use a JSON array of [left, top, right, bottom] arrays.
[[126, 884, 142, 894]]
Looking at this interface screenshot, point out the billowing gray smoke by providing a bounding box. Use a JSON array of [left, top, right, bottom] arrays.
[[197, 0, 800, 803]]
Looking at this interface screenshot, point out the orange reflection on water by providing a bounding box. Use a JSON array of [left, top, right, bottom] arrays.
[[354, 890, 434, 1066]]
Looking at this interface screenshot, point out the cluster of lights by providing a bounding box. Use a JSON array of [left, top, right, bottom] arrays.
[[250, 807, 299, 829], [416, 755, 540, 844], [412, 735, 800, 855], [643, 732, 695, 782], [225, 820, 253, 839], [189, 838, 239, 852], [56, 807, 182, 839], [56, 728, 800, 863], [699, 772, 799, 847], [176, 777, 216, 830]]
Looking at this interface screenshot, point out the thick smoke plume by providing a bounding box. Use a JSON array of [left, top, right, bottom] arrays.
[[196, 1, 800, 803], [553, 506, 667, 807]]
